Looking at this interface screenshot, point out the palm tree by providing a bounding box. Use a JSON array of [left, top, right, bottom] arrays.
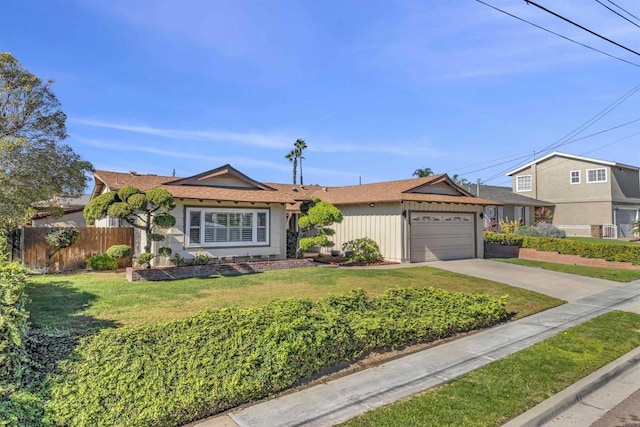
[[294, 139, 308, 185], [285, 149, 297, 184], [412, 167, 433, 178], [452, 174, 471, 185]]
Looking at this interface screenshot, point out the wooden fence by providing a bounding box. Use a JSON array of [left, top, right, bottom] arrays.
[[14, 227, 134, 272]]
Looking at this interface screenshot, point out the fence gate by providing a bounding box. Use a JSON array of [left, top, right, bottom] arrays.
[[18, 227, 134, 272]]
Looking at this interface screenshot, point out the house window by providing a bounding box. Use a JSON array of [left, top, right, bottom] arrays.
[[570, 170, 580, 184], [516, 175, 532, 192], [587, 168, 607, 183], [514, 206, 527, 225], [186, 208, 269, 247]]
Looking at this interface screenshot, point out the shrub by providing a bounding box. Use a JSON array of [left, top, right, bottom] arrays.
[[192, 253, 212, 266], [106, 245, 131, 259], [169, 253, 185, 266], [499, 217, 522, 235], [44, 288, 508, 426], [515, 223, 566, 238], [342, 238, 383, 263], [45, 228, 79, 250], [85, 253, 117, 271], [158, 247, 172, 258], [484, 231, 524, 247], [135, 252, 155, 268], [0, 263, 29, 396]]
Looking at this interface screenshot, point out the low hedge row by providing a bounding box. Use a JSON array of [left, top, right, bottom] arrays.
[[44, 288, 509, 426], [484, 232, 640, 265]]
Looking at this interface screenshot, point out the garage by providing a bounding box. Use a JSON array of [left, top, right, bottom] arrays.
[[410, 212, 475, 262]]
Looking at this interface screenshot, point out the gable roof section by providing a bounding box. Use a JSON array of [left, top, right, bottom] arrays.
[[306, 174, 498, 206], [465, 184, 553, 206], [166, 164, 276, 190], [506, 152, 640, 176]]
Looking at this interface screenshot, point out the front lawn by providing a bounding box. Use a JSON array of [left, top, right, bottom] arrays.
[[343, 311, 640, 427], [494, 258, 640, 282], [26, 266, 563, 331]]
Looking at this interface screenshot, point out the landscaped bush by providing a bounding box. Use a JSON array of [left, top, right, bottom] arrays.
[[192, 253, 212, 266], [515, 223, 566, 238], [85, 253, 118, 271], [106, 244, 131, 259], [44, 287, 509, 426], [484, 231, 524, 247], [0, 262, 29, 395], [342, 238, 383, 263], [484, 232, 640, 265]]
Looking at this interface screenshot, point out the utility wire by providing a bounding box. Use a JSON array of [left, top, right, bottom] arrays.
[[475, 0, 640, 67], [525, 0, 640, 57], [605, 0, 640, 24], [594, 0, 640, 28]]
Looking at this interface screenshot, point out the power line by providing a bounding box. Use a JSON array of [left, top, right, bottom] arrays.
[[474, 0, 640, 67], [525, 0, 640, 57], [594, 0, 640, 28], [605, 0, 640, 24]]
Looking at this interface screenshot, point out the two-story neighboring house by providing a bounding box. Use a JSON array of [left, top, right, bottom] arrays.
[[506, 152, 640, 238]]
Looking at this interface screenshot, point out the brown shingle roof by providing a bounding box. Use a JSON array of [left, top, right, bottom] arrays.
[[92, 170, 497, 206]]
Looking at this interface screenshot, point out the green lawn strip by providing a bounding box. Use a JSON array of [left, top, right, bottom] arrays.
[[41, 288, 511, 426], [342, 311, 640, 427], [567, 237, 639, 246], [494, 258, 640, 282], [26, 267, 564, 330]]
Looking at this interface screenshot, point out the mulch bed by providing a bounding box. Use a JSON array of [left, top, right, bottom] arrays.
[[311, 255, 399, 267]]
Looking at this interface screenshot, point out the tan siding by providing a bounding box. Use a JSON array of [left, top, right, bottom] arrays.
[[331, 203, 403, 262], [552, 201, 612, 226]]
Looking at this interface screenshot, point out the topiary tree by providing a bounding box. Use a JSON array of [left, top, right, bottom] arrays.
[[298, 198, 343, 254], [84, 186, 176, 266]]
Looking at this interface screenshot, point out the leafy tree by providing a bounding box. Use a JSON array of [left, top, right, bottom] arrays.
[[83, 186, 176, 265], [0, 53, 93, 231], [412, 167, 433, 178], [452, 174, 471, 185], [298, 198, 343, 252]]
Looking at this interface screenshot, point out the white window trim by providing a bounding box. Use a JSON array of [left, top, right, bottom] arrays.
[[586, 168, 607, 183], [185, 207, 270, 248], [516, 175, 532, 192], [570, 170, 581, 185]]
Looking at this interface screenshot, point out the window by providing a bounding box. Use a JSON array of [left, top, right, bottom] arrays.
[[570, 170, 580, 184], [516, 175, 532, 192], [186, 208, 269, 247], [514, 206, 527, 225], [587, 168, 607, 183]]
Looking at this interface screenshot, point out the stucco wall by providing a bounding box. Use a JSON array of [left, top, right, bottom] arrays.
[[32, 211, 86, 227], [611, 167, 640, 201], [149, 201, 287, 266], [552, 201, 612, 225]]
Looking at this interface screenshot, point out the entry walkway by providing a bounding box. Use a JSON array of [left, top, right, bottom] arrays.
[[195, 260, 640, 427]]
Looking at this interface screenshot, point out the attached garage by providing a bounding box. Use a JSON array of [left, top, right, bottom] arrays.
[[410, 212, 475, 262]]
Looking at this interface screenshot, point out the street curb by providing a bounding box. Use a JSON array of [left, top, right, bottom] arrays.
[[503, 346, 640, 427]]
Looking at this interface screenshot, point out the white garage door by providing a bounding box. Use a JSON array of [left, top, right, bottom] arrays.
[[410, 212, 475, 262]]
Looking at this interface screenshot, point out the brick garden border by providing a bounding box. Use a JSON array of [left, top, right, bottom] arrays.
[[126, 259, 314, 282], [517, 248, 640, 270]]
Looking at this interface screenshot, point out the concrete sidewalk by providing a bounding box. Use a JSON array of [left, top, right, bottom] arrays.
[[194, 267, 640, 427]]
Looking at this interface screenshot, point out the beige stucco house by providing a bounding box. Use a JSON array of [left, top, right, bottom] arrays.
[[89, 165, 497, 264], [506, 152, 640, 237]]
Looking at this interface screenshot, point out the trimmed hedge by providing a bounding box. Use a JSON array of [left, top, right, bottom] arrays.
[[0, 262, 34, 426], [44, 288, 509, 426], [484, 232, 640, 265]]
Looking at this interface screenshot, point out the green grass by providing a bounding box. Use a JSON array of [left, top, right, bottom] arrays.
[[494, 258, 640, 282], [342, 311, 640, 427], [26, 266, 564, 331], [567, 237, 639, 246]]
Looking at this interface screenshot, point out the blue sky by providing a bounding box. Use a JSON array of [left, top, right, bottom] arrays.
[[2, 0, 639, 187]]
